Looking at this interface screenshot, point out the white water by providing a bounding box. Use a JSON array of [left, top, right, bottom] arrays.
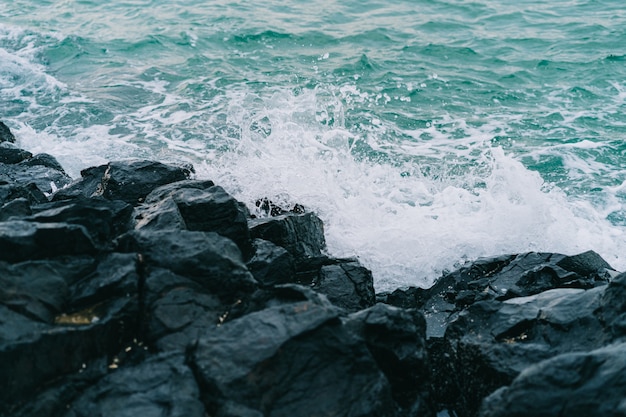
[[3, 24, 626, 292]]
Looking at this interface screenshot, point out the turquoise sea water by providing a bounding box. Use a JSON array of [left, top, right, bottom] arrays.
[[2, 0, 626, 290]]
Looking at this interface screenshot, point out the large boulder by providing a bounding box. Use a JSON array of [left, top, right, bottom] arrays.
[[479, 342, 626, 417], [0, 154, 72, 195], [434, 285, 613, 416], [0, 220, 97, 263], [246, 238, 296, 286], [28, 198, 133, 249], [315, 260, 376, 312], [62, 353, 205, 417], [345, 303, 432, 414], [381, 251, 615, 339], [249, 212, 326, 261], [0, 295, 138, 410], [135, 180, 252, 256], [189, 296, 400, 417], [53, 160, 193, 205], [143, 268, 225, 352], [0, 261, 69, 323], [116, 229, 257, 298]]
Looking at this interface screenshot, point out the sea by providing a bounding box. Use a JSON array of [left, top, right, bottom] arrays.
[[2, 0, 625, 291]]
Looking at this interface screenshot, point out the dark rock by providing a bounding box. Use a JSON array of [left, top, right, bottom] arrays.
[[29, 197, 133, 248], [345, 303, 432, 414], [51, 164, 108, 201], [0, 260, 69, 323], [20, 152, 66, 172], [4, 357, 110, 417], [37, 255, 99, 286], [0, 182, 48, 206], [435, 286, 609, 416], [116, 229, 257, 298], [377, 286, 430, 310], [479, 342, 626, 417], [0, 143, 32, 164], [0, 197, 32, 221], [0, 121, 16, 143], [315, 260, 376, 311], [69, 253, 139, 309], [0, 221, 97, 263], [246, 238, 295, 286], [54, 160, 193, 204], [0, 158, 72, 194], [63, 352, 206, 417], [0, 295, 138, 409], [142, 267, 226, 352], [403, 251, 614, 339], [599, 272, 626, 339], [136, 181, 252, 256], [249, 212, 326, 261], [149, 284, 223, 352], [189, 296, 397, 417]]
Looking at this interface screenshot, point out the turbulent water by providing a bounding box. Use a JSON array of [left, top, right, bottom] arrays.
[[2, 0, 626, 290]]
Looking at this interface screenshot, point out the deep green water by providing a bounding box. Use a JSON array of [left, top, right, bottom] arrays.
[[2, 0, 626, 289]]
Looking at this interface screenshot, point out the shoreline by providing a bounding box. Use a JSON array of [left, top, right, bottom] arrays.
[[2, 120, 626, 416]]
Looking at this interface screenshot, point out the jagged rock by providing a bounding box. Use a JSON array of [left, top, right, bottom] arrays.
[[135, 180, 252, 256], [0, 143, 32, 164], [0, 121, 16, 143], [63, 352, 206, 417], [69, 253, 139, 309], [434, 286, 611, 417], [20, 153, 65, 172], [0, 197, 32, 221], [4, 357, 110, 417], [249, 212, 326, 261], [51, 165, 108, 201], [479, 342, 626, 417], [0, 261, 69, 323], [0, 221, 97, 263], [599, 272, 626, 340], [29, 197, 133, 248], [116, 229, 257, 298], [377, 286, 429, 310], [53, 160, 193, 204], [345, 303, 432, 414], [142, 267, 224, 352], [389, 251, 614, 339], [0, 155, 72, 194], [150, 287, 223, 352], [189, 296, 398, 417], [315, 260, 376, 312], [0, 295, 138, 410], [246, 238, 295, 286], [0, 183, 48, 206]]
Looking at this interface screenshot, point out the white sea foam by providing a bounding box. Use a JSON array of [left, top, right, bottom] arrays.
[[192, 86, 626, 290]]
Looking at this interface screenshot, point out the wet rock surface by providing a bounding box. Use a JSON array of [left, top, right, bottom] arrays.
[[1, 121, 625, 417]]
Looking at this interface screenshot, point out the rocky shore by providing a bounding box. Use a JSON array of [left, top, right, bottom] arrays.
[[1, 120, 625, 417]]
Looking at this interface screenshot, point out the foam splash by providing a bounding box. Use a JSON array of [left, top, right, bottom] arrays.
[[195, 86, 626, 290]]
